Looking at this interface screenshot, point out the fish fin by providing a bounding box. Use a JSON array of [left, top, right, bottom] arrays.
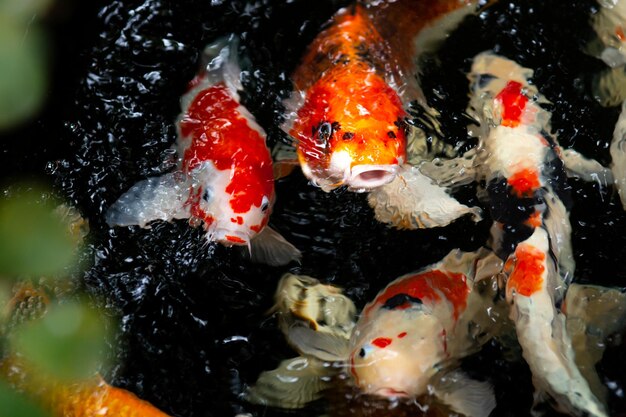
[[404, 108, 458, 166], [565, 284, 626, 403], [272, 142, 300, 179], [286, 325, 350, 362], [543, 190, 574, 288], [248, 226, 301, 266], [611, 100, 626, 210], [593, 67, 626, 108], [561, 148, 614, 185], [367, 165, 481, 229], [106, 172, 191, 228], [418, 149, 478, 189], [432, 369, 496, 417], [245, 356, 332, 409]]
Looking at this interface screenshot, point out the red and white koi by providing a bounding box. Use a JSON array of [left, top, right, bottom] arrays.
[[106, 37, 301, 266], [466, 52, 607, 417], [280, 0, 480, 192], [348, 249, 501, 417]]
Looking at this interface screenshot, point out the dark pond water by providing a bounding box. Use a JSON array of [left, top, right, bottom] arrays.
[[3, 0, 626, 416]]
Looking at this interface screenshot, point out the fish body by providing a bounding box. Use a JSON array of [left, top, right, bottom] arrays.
[[348, 249, 500, 417], [467, 52, 606, 417], [282, 0, 479, 192], [106, 37, 300, 266], [1, 356, 170, 417]]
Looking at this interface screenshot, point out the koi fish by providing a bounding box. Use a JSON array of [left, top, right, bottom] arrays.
[[2, 282, 171, 417], [248, 250, 505, 416], [250, 256, 626, 416], [279, 0, 481, 192], [466, 52, 607, 417], [348, 249, 502, 417], [106, 37, 301, 266], [1, 356, 171, 417]]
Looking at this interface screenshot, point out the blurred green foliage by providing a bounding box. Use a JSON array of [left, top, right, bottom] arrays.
[[0, 181, 115, 416], [0, 379, 48, 417], [0, 0, 52, 130], [12, 300, 112, 381], [0, 186, 78, 277]]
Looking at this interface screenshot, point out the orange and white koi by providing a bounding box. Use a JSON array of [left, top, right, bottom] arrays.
[[106, 37, 300, 266], [467, 52, 607, 417], [348, 249, 501, 417], [281, 0, 480, 192]]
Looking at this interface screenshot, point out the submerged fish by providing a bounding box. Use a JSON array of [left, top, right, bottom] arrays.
[[348, 249, 502, 417], [279, 0, 481, 192], [106, 37, 300, 266], [1, 356, 171, 417], [466, 52, 607, 417], [250, 256, 626, 417], [1, 283, 171, 417]]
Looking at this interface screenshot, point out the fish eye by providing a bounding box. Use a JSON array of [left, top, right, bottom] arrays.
[[202, 188, 212, 202], [316, 122, 333, 144], [477, 73, 495, 88], [261, 195, 269, 212], [357, 344, 374, 359]]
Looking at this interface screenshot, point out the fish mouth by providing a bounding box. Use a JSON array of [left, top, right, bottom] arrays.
[[214, 229, 250, 247], [373, 387, 409, 397], [346, 165, 399, 191]]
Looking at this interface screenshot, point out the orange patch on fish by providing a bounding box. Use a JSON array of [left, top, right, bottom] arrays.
[[508, 168, 541, 197], [289, 6, 406, 182], [616, 25, 626, 42], [507, 244, 546, 297], [525, 211, 542, 228], [496, 81, 528, 127], [366, 270, 469, 320], [372, 337, 393, 348]]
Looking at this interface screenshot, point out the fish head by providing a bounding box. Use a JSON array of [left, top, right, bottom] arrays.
[[194, 163, 275, 247], [349, 309, 447, 397], [288, 69, 406, 192]]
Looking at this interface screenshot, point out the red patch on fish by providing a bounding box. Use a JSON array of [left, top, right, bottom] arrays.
[[179, 83, 274, 215], [372, 337, 393, 348], [496, 81, 528, 127], [508, 168, 541, 197], [225, 235, 246, 244], [507, 244, 546, 297], [366, 270, 469, 320], [397, 332, 407, 339]]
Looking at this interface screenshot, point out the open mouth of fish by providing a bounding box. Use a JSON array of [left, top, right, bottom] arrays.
[[345, 164, 399, 191], [373, 387, 409, 397]]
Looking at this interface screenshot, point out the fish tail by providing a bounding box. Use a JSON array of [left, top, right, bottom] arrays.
[[105, 172, 192, 228]]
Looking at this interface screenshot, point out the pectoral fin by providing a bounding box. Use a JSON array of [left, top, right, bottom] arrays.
[[432, 369, 496, 417], [106, 172, 191, 228], [272, 142, 299, 179], [367, 165, 481, 229], [286, 325, 350, 362], [249, 226, 302, 266], [561, 148, 614, 186], [245, 356, 333, 409]]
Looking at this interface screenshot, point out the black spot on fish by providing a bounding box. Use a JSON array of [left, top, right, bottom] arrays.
[[382, 293, 422, 310], [387, 131, 396, 139], [477, 73, 496, 88], [342, 132, 354, 141]]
